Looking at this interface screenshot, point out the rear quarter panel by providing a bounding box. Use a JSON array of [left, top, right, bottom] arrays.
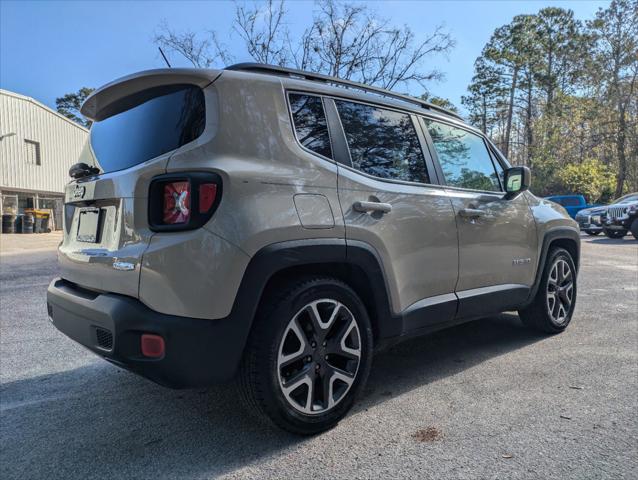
[[165, 70, 345, 255]]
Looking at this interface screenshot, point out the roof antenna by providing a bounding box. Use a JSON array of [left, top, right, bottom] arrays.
[[158, 47, 172, 68]]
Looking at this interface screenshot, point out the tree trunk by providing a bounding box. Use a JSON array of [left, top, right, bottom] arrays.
[[481, 94, 487, 134], [504, 66, 519, 158], [526, 79, 534, 168], [615, 101, 627, 197]]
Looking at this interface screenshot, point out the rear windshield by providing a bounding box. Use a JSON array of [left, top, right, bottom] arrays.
[[557, 197, 581, 207], [89, 85, 205, 173]]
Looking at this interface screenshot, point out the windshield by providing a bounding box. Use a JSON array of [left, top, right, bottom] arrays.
[[614, 194, 638, 204], [88, 85, 205, 174]]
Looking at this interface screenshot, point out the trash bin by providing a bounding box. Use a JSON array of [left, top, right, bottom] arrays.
[[25, 209, 51, 233], [41, 216, 51, 233], [22, 213, 35, 234], [15, 214, 23, 233], [2, 214, 16, 233]]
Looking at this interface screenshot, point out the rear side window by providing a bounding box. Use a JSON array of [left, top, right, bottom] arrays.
[[425, 120, 501, 192], [289, 94, 332, 159], [90, 85, 205, 173], [335, 100, 429, 184]]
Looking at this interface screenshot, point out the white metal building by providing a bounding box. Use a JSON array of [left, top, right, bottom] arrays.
[[0, 89, 88, 229]]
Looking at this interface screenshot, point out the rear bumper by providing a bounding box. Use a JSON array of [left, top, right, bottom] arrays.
[[47, 278, 248, 388]]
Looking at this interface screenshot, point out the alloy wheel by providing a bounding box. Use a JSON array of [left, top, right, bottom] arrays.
[[277, 299, 361, 415], [546, 258, 574, 324]]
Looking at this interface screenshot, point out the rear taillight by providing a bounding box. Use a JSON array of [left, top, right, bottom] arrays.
[[199, 183, 217, 213], [163, 181, 191, 224], [149, 173, 222, 231]]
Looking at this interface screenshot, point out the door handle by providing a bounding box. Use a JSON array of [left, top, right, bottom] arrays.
[[353, 201, 392, 214], [458, 208, 485, 218]]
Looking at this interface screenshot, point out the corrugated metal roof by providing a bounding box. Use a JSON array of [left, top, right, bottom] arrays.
[[0, 89, 89, 132], [1, 89, 89, 194]]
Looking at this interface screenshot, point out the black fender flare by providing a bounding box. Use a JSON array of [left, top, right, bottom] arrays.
[[222, 238, 395, 376], [522, 227, 581, 307]]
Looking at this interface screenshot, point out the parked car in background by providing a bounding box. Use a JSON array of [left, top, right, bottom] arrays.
[[575, 206, 606, 236], [601, 193, 638, 239], [545, 194, 600, 219]]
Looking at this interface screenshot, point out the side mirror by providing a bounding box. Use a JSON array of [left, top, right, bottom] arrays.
[[504, 166, 531, 199]]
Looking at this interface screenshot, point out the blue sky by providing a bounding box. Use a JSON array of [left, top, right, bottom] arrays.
[[1, 0, 608, 115]]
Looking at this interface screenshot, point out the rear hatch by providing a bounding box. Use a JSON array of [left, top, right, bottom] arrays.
[[59, 69, 218, 297]]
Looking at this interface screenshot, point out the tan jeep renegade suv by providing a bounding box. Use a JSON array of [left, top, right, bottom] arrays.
[[47, 63, 580, 434]]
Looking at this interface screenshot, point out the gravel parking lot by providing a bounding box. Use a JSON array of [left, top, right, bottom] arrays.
[[1, 233, 637, 479]]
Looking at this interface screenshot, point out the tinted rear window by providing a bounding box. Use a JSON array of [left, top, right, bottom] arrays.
[[289, 93, 332, 159], [335, 100, 429, 183], [90, 85, 205, 173]]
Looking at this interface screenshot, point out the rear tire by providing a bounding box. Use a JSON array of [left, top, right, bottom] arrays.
[[237, 276, 373, 435], [519, 247, 577, 334], [630, 219, 638, 240], [584, 230, 601, 236], [603, 228, 627, 239]]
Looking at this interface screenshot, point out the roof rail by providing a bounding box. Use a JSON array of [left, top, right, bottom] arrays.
[[225, 63, 464, 121]]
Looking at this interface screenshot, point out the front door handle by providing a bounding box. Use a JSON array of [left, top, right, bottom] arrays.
[[458, 208, 485, 218], [353, 201, 392, 214]]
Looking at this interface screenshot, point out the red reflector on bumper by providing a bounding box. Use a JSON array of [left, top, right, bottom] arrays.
[[141, 334, 165, 358]]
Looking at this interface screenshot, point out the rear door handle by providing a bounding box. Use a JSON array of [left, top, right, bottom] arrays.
[[458, 208, 485, 218], [353, 201, 392, 214]]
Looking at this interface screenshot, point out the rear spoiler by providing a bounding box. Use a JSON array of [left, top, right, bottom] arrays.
[[81, 68, 221, 121]]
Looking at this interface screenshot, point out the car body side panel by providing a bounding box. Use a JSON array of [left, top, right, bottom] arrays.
[[448, 189, 538, 292], [336, 167, 459, 315]]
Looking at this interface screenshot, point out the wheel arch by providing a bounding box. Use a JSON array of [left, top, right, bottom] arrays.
[[522, 227, 580, 308], [226, 239, 395, 372]]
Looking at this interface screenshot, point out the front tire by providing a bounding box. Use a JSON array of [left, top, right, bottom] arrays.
[[630, 219, 638, 240], [519, 247, 577, 334], [237, 277, 373, 435], [603, 228, 627, 239]]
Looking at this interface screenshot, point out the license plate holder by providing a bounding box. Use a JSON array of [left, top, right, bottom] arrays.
[[77, 208, 101, 243]]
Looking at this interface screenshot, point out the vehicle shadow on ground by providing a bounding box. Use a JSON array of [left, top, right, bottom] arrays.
[[0, 314, 544, 479], [588, 237, 633, 245]]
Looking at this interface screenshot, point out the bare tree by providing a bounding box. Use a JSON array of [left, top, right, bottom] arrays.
[[298, 1, 454, 90], [153, 0, 454, 92], [235, 0, 289, 65], [153, 20, 233, 68]]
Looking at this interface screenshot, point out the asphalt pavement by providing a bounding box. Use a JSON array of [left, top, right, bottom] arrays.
[[1, 233, 636, 479]]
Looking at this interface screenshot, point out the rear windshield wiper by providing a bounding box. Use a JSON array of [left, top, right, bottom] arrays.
[[69, 162, 101, 180]]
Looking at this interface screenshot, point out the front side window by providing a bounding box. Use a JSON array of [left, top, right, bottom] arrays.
[[89, 84, 205, 174], [335, 100, 429, 184], [425, 120, 501, 192], [289, 94, 332, 159]]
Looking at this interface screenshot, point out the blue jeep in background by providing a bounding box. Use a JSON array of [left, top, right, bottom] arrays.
[[545, 195, 600, 219]]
